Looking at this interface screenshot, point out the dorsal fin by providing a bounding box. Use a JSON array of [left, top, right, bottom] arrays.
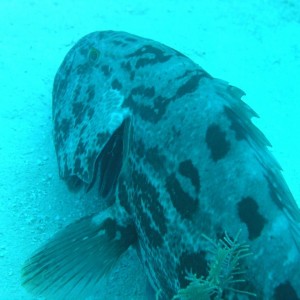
[[216, 79, 300, 251]]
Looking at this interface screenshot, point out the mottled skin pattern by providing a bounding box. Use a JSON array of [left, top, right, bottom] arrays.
[[53, 31, 300, 299]]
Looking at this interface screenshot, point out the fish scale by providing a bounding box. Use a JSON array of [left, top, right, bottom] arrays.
[[22, 31, 300, 300]]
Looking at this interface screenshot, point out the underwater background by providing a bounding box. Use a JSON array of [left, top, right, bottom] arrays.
[[0, 0, 299, 299]]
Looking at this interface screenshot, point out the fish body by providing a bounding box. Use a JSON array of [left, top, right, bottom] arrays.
[[22, 31, 300, 299]]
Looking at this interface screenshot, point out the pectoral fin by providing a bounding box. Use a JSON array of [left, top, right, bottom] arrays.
[[22, 208, 137, 299]]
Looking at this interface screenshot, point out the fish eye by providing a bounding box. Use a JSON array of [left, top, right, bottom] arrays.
[[88, 47, 100, 62]]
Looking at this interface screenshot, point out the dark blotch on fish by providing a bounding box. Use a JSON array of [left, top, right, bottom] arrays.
[[177, 251, 208, 288], [112, 79, 123, 91], [86, 85, 96, 102], [101, 65, 112, 76], [132, 169, 167, 248], [178, 160, 201, 194], [72, 101, 87, 126], [274, 281, 299, 300], [238, 197, 267, 240], [165, 173, 198, 220], [205, 124, 230, 161], [126, 45, 173, 68], [74, 158, 84, 175], [59, 118, 71, 141], [176, 74, 202, 98]]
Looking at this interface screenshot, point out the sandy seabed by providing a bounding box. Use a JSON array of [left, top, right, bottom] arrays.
[[0, 0, 299, 299]]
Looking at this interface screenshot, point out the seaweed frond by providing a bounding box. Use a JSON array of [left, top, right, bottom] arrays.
[[173, 273, 215, 300], [173, 230, 257, 300]]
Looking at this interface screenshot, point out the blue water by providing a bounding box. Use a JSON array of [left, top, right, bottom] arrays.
[[0, 1, 299, 299]]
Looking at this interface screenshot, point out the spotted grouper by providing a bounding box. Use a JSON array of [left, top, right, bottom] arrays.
[[22, 31, 300, 299]]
